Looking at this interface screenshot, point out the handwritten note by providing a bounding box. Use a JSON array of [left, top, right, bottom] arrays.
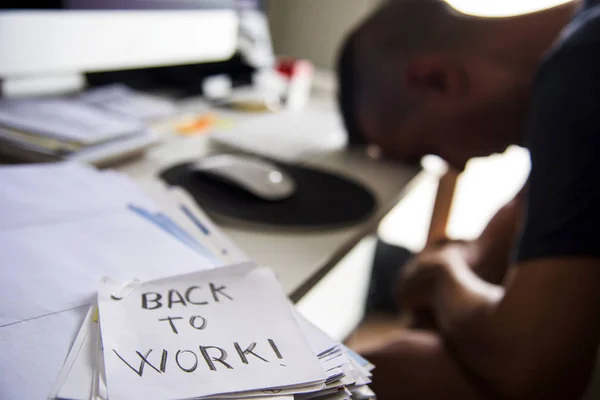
[[97, 264, 326, 400]]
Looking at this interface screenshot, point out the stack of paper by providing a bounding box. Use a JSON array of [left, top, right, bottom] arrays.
[[295, 314, 376, 400], [0, 162, 376, 400], [49, 265, 376, 400], [79, 84, 177, 121], [0, 85, 174, 165], [0, 162, 246, 400]]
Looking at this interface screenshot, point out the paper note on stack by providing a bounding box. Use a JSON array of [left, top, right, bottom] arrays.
[[79, 265, 327, 399]]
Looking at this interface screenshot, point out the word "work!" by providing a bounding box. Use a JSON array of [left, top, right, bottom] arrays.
[[113, 339, 286, 378]]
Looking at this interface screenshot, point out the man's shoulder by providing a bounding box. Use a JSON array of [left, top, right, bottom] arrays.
[[534, 3, 600, 93], [546, 3, 600, 61], [517, 2, 600, 264]]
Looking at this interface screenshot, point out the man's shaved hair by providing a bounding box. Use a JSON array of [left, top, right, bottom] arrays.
[[337, 0, 482, 145]]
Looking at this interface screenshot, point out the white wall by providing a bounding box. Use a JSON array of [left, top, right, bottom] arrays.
[[266, 0, 382, 69]]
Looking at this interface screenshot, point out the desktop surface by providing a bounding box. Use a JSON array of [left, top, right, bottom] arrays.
[[116, 93, 421, 299]]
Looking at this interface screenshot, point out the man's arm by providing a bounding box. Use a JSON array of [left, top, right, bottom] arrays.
[[407, 190, 525, 330], [426, 256, 600, 399]]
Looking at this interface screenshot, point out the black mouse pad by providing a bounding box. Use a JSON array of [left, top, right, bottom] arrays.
[[160, 159, 377, 228]]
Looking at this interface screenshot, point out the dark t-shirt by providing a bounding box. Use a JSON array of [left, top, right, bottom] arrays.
[[517, 0, 600, 261]]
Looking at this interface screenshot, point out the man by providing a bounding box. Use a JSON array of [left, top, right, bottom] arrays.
[[337, 0, 600, 398]]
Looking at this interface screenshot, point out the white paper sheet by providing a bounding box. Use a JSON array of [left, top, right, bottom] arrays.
[[133, 179, 246, 266], [49, 307, 98, 400], [166, 187, 249, 265], [0, 163, 220, 326], [94, 335, 109, 400], [98, 265, 326, 400], [0, 163, 220, 400], [205, 382, 326, 399], [0, 208, 215, 327], [79, 84, 177, 121], [0, 162, 150, 231], [349, 385, 375, 399], [67, 129, 159, 165], [0, 307, 88, 400], [319, 351, 350, 380], [293, 310, 337, 358]]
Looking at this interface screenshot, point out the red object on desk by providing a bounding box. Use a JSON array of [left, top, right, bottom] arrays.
[[276, 58, 314, 110]]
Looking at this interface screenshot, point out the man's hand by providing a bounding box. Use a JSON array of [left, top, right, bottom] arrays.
[[396, 242, 471, 311], [396, 187, 524, 318], [396, 241, 502, 331]]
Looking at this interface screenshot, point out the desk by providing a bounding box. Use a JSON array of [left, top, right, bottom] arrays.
[[116, 94, 421, 302]]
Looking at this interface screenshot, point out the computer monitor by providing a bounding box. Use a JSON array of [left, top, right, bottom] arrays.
[[0, 1, 240, 95]]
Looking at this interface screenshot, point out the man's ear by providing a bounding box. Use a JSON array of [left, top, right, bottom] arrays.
[[403, 55, 468, 103]]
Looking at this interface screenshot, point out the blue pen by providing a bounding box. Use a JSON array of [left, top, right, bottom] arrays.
[[154, 213, 218, 261], [180, 204, 210, 235], [128, 204, 219, 263], [128, 204, 178, 239], [179, 203, 230, 257], [154, 213, 198, 245]]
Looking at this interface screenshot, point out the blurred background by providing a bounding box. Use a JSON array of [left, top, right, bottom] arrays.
[[266, 0, 572, 69]]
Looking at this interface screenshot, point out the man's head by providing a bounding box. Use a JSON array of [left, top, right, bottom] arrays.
[[338, 0, 535, 171]]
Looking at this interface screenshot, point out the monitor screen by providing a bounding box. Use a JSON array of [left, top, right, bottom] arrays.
[[0, 0, 268, 96]]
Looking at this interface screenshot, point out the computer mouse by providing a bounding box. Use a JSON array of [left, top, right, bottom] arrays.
[[191, 154, 296, 201]]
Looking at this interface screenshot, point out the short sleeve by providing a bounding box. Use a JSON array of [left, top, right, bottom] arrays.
[[517, 44, 600, 262]]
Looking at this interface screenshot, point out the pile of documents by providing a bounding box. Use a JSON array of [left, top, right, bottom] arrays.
[[0, 162, 375, 399], [49, 265, 375, 400], [0, 85, 175, 165]]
